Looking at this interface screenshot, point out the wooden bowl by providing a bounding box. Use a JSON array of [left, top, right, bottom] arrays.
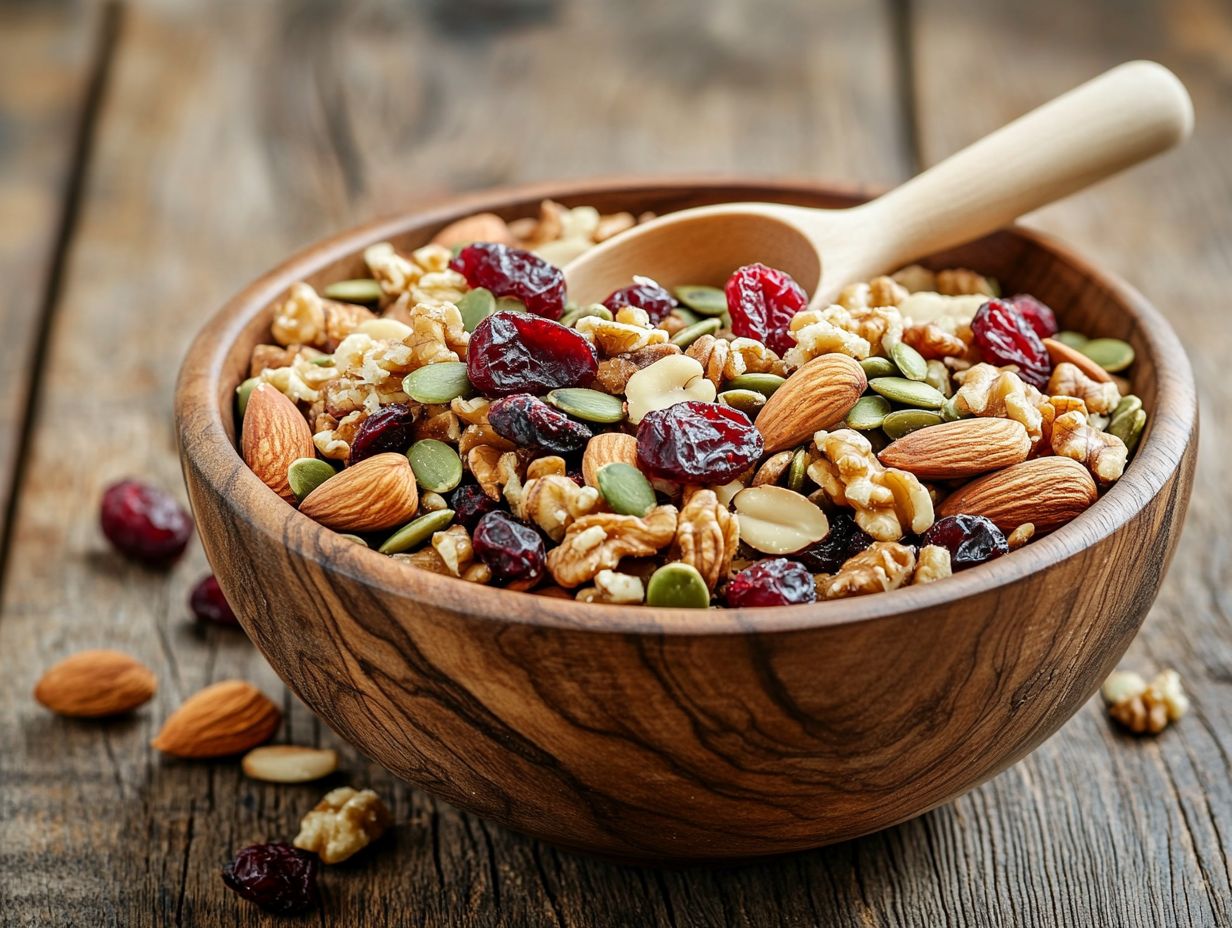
[[175, 178, 1196, 863]]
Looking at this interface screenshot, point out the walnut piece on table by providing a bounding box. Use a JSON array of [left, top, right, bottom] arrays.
[[293, 787, 392, 864], [1102, 669, 1189, 735]]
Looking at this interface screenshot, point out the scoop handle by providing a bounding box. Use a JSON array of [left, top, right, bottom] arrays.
[[836, 61, 1192, 276]]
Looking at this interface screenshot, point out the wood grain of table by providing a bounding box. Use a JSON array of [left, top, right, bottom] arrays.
[[0, 0, 1227, 925]]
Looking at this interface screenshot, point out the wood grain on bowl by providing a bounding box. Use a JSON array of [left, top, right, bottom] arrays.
[[175, 180, 1196, 861]]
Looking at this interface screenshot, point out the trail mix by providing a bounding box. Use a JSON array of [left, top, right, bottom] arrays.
[[236, 199, 1147, 608]]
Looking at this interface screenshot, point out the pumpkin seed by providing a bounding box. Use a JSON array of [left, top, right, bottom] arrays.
[[338, 534, 368, 547], [559, 303, 612, 328], [645, 562, 710, 608], [287, 457, 336, 502], [891, 342, 928, 382], [725, 373, 786, 397], [868, 377, 947, 409], [845, 395, 891, 430], [378, 508, 456, 555], [1054, 330, 1089, 350], [787, 447, 809, 493], [924, 359, 952, 397], [1112, 394, 1143, 421], [496, 296, 528, 314], [407, 439, 463, 493], [670, 317, 722, 348], [717, 389, 766, 417], [322, 278, 383, 304], [547, 387, 625, 423], [673, 284, 728, 317], [309, 355, 335, 367], [861, 356, 900, 379], [596, 462, 657, 517], [403, 361, 472, 404], [882, 409, 943, 440], [939, 395, 964, 422], [669, 306, 702, 326], [1081, 337, 1135, 372], [236, 377, 259, 418], [1109, 408, 1147, 454], [457, 287, 496, 332]]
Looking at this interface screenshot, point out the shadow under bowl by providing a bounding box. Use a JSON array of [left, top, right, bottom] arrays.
[[175, 178, 1196, 863]]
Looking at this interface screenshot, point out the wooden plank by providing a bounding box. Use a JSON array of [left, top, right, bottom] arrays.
[[0, 1, 915, 925], [909, 1, 1232, 925]]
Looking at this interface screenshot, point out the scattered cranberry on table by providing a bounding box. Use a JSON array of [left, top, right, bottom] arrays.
[[189, 575, 239, 627], [222, 842, 320, 915], [99, 479, 194, 567]]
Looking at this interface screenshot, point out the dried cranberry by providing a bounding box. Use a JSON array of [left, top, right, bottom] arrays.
[[724, 263, 808, 355], [602, 278, 677, 323], [348, 403, 417, 465], [921, 514, 1009, 570], [222, 842, 319, 915], [189, 575, 239, 627], [636, 401, 763, 484], [971, 298, 1052, 389], [789, 513, 874, 573], [1006, 293, 1058, 338], [472, 511, 545, 587], [467, 311, 598, 397], [450, 483, 504, 531], [726, 558, 817, 607], [99, 480, 194, 567], [450, 242, 566, 319], [488, 394, 592, 454]]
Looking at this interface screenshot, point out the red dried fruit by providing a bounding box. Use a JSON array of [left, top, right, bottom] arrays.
[[99, 480, 194, 567], [348, 403, 417, 466], [472, 511, 546, 587], [789, 513, 873, 573], [602, 278, 677, 323], [450, 483, 504, 531], [726, 558, 817, 607], [971, 298, 1052, 389], [724, 263, 808, 355], [189, 575, 239, 627], [467, 311, 598, 397], [921, 514, 1009, 570], [488, 394, 592, 455], [1006, 293, 1058, 338], [222, 842, 320, 915], [450, 242, 566, 319], [636, 401, 764, 484]]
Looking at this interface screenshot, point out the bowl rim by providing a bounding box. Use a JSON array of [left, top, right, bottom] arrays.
[[175, 175, 1197, 637]]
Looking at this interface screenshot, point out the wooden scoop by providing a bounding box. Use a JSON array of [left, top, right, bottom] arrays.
[[564, 61, 1192, 309]]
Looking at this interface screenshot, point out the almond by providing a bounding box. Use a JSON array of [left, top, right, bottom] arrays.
[[299, 452, 419, 532], [937, 456, 1099, 533], [582, 432, 639, 487], [242, 745, 339, 783], [1043, 337, 1112, 384], [879, 418, 1031, 479], [430, 212, 514, 248], [34, 650, 157, 718], [754, 354, 866, 453], [151, 679, 281, 758], [242, 383, 316, 504]]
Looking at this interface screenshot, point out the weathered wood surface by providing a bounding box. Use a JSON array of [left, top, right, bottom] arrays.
[[0, 0, 1227, 925]]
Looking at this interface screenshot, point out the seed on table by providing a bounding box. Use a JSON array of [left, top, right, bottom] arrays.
[[456, 287, 496, 332], [725, 373, 786, 397], [407, 439, 463, 494], [402, 361, 473, 404], [868, 376, 947, 409], [546, 387, 626, 423], [717, 388, 767, 417], [1081, 337, 1135, 372], [596, 462, 658, 517], [322, 278, 383, 304], [860, 356, 899, 379], [646, 562, 711, 608], [670, 317, 722, 348], [845, 395, 891, 430], [378, 508, 456, 554], [881, 408, 943, 440], [673, 284, 729, 316], [891, 341, 928, 381], [287, 458, 336, 502]]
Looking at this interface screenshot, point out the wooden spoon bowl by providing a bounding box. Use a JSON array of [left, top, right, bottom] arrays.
[[175, 178, 1196, 863]]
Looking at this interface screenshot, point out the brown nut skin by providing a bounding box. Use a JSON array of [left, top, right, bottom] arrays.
[[879, 418, 1031, 479], [755, 354, 866, 453], [34, 650, 157, 718], [936, 456, 1098, 534]]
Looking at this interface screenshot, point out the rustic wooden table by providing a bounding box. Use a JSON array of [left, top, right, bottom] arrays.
[[1, 1, 1228, 925]]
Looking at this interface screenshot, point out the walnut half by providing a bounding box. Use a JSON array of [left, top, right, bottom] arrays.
[[293, 787, 392, 864], [546, 506, 678, 588]]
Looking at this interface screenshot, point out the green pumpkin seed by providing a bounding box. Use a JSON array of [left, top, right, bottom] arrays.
[[457, 287, 496, 332], [1109, 408, 1147, 454], [861, 356, 900, 379], [868, 377, 947, 409], [717, 389, 766, 417], [596, 462, 657, 517], [668, 306, 702, 326], [407, 439, 463, 494], [559, 303, 613, 328], [673, 284, 728, 317], [939, 395, 964, 422], [924, 359, 952, 397], [1054, 330, 1089, 350], [236, 377, 259, 418], [322, 278, 383, 304], [787, 447, 809, 493], [670, 317, 722, 348], [378, 508, 456, 555], [645, 562, 710, 608], [882, 409, 943, 440], [496, 296, 529, 314], [1112, 394, 1143, 421], [338, 533, 369, 547], [725, 373, 786, 397], [1080, 337, 1135, 373], [288, 457, 336, 501], [845, 395, 891, 430], [309, 355, 335, 367], [402, 361, 472, 404], [547, 388, 626, 424], [891, 342, 928, 382]]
